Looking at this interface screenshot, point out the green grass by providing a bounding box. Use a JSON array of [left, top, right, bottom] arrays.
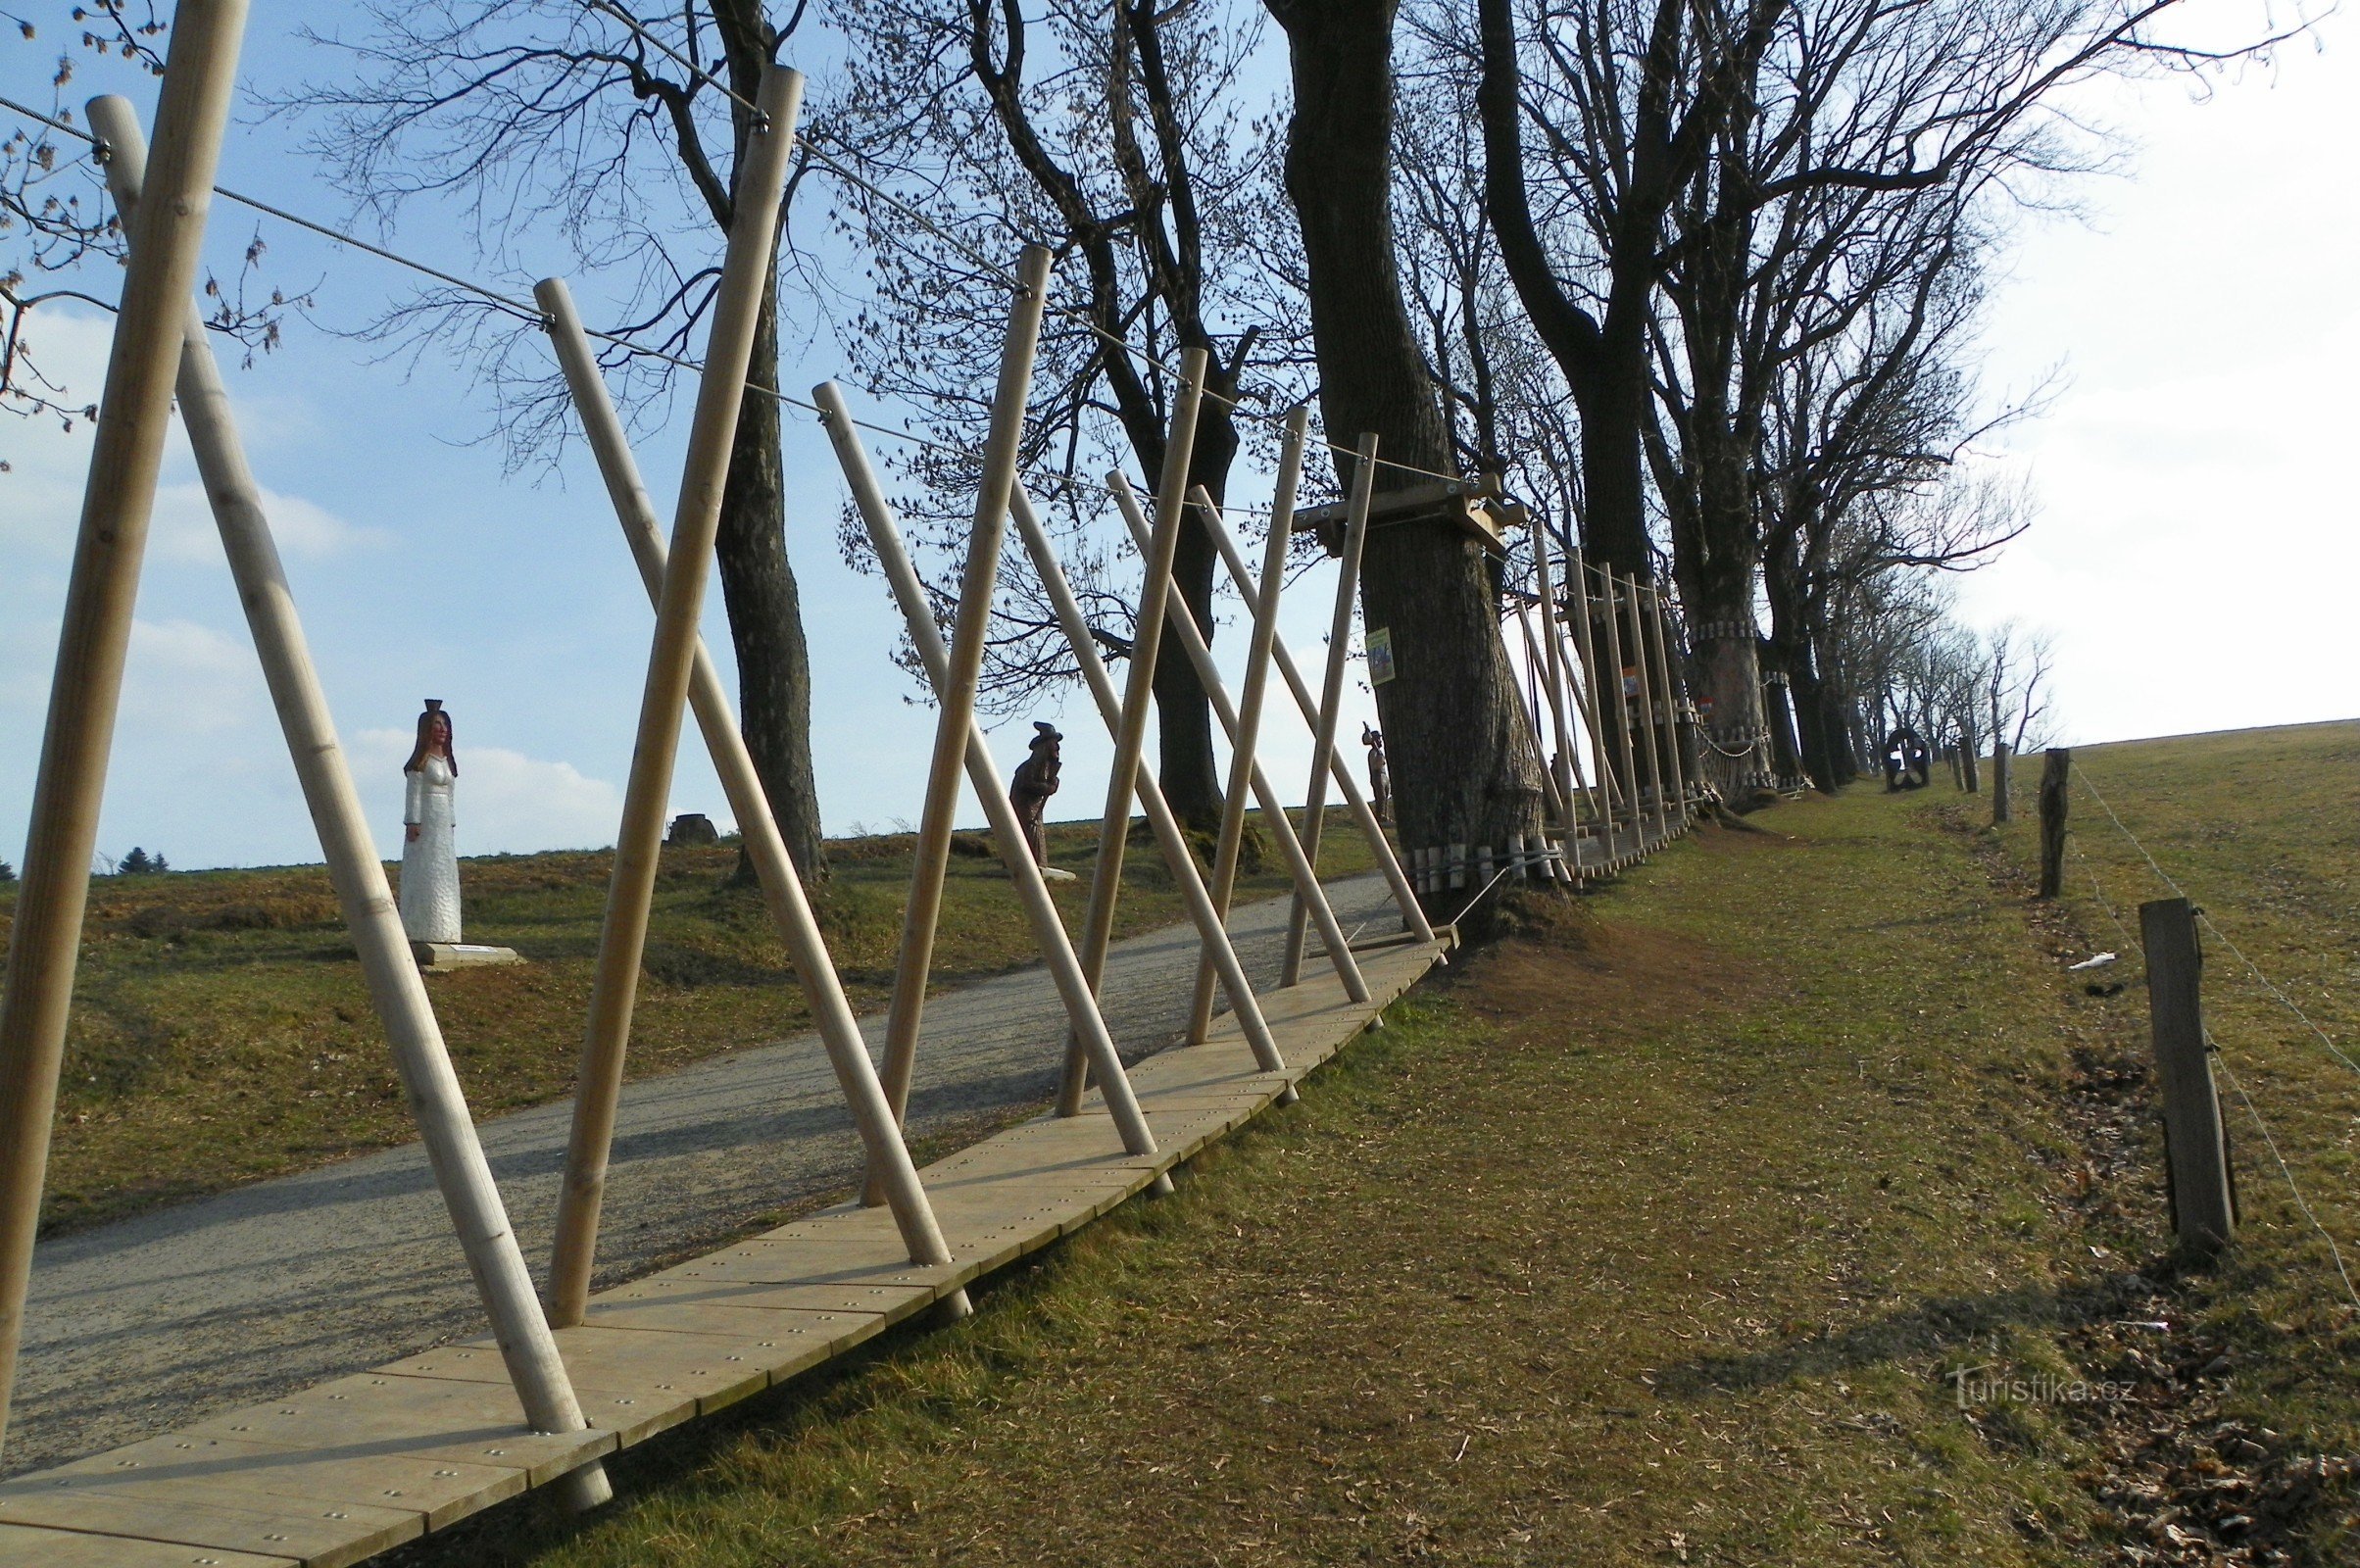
[[368, 723, 2360, 1567], [0, 808, 1373, 1236]]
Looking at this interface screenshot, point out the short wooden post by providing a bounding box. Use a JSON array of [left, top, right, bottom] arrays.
[[553, 67, 803, 1331], [2038, 748, 2072, 900], [815, 386, 1161, 1160], [2140, 898, 2236, 1257], [1109, 480, 1371, 1004], [1991, 742, 2012, 824], [0, 4, 249, 1463], [1281, 433, 1380, 988], [1193, 504, 1433, 942], [1188, 416, 1309, 1047], [1058, 351, 1211, 1112], [537, 280, 954, 1309], [81, 98, 607, 1509]]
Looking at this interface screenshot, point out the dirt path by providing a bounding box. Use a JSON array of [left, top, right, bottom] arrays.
[[3, 874, 1401, 1477]]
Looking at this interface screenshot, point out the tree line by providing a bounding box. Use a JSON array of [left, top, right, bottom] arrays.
[[2, 0, 2304, 889]]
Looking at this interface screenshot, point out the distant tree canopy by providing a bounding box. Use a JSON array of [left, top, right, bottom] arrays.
[[116, 847, 167, 875]]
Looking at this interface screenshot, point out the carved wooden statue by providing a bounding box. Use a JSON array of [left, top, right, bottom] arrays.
[[1363, 723, 1392, 825], [1008, 721, 1063, 867]]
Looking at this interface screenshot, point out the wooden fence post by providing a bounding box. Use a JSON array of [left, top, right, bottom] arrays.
[[2139, 897, 2236, 1257], [0, 1, 248, 1463], [2038, 748, 2072, 899], [1991, 742, 2012, 824]]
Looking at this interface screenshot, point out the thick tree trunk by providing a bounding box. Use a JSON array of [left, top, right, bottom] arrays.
[[1268, 0, 1546, 890], [1150, 414, 1237, 830], [715, 278, 828, 880]]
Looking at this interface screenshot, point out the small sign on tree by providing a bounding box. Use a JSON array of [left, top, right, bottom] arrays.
[[1366, 626, 1396, 685]]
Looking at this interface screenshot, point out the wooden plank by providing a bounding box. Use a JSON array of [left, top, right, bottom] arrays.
[[0, 1484, 414, 1568], [376, 1325, 776, 1440], [8, 1432, 523, 1534], [0, 1521, 295, 1567], [178, 1375, 615, 1489]]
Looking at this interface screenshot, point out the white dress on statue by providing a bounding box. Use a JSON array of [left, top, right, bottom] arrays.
[[399, 757, 462, 944]]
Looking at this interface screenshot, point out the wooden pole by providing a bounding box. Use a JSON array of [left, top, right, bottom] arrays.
[[1281, 433, 1379, 987], [813, 385, 1161, 1161], [1644, 586, 1690, 828], [536, 279, 955, 1318], [1193, 506, 1433, 942], [554, 67, 803, 1332], [865, 247, 1058, 1169], [83, 97, 614, 1511], [2139, 898, 2236, 1257], [1565, 550, 1623, 820], [1186, 411, 1310, 1047], [1057, 351, 1211, 1112], [1108, 479, 1371, 1003], [1531, 531, 1587, 841], [0, 6, 248, 1463], [1992, 742, 2013, 824], [1010, 486, 1286, 1080], [1620, 576, 1668, 844], [2037, 747, 2072, 900]]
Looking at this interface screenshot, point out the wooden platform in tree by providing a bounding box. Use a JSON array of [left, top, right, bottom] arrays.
[[0, 934, 1449, 1568]]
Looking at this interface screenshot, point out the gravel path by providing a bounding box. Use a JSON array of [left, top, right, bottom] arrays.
[[3, 874, 1401, 1476]]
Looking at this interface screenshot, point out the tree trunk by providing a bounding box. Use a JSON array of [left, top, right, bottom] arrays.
[[1150, 412, 1237, 830], [1267, 0, 1546, 892], [715, 276, 828, 881]]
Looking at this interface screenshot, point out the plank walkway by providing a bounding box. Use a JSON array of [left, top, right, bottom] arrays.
[[0, 933, 1450, 1568]]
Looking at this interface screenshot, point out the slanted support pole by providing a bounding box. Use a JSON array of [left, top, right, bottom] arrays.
[[553, 68, 803, 1351], [1187, 410, 1311, 1051], [2140, 897, 2237, 1257], [1282, 433, 1379, 987], [537, 279, 955, 1318], [1057, 351, 1211, 1116], [1645, 585, 1691, 826], [1110, 481, 1372, 1005], [2038, 748, 2072, 899], [0, 6, 249, 1464], [1008, 486, 1286, 1081], [1194, 508, 1433, 943], [814, 382, 1160, 1163], [1595, 571, 1641, 850], [1564, 548, 1622, 822]]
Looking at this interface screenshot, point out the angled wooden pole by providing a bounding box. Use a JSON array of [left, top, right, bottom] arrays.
[[1624, 574, 1670, 845], [0, 4, 248, 1464], [556, 66, 803, 1325], [1531, 529, 1587, 838], [1564, 549, 1622, 817], [1510, 607, 1578, 877], [1006, 486, 1285, 1082], [1194, 507, 1433, 943], [1645, 585, 1690, 828], [1186, 421, 1308, 1044], [865, 247, 1061, 1173], [1281, 433, 1379, 987], [1595, 569, 1642, 852], [813, 383, 1160, 1163], [1108, 479, 1371, 1005], [1057, 350, 1210, 1113], [536, 279, 955, 1323]]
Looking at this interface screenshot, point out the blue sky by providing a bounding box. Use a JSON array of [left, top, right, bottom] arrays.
[[2, 8, 2354, 871]]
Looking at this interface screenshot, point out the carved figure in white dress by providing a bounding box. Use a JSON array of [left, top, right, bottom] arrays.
[[399, 700, 463, 945]]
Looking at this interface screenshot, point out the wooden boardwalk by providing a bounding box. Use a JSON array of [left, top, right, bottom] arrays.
[[0, 933, 1449, 1568]]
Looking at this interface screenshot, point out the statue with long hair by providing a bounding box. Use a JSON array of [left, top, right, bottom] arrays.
[[399, 700, 462, 944]]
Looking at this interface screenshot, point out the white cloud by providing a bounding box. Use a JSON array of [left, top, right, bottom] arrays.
[[353, 727, 623, 857], [147, 478, 388, 564], [122, 617, 269, 737]]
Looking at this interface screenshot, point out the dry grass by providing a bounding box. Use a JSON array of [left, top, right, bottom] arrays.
[[0, 808, 1372, 1236], [372, 731, 2359, 1566]]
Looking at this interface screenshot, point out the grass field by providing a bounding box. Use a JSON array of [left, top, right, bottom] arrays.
[[370, 721, 2357, 1567], [0, 808, 1372, 1236]]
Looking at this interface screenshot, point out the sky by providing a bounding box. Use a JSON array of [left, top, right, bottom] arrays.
[[2, 7, 2355, 873]]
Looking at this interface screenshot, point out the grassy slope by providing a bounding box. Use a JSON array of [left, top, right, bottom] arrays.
[[0, 810, 1372, 1235], [383, 723, 2358, 1567]]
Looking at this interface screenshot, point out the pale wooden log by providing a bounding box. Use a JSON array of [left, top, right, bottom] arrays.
[[1511, 608, 1575, 858], [2140, 898, 2237, 1256], [865, 247, 1059, 1173], [1565, 550, 1622, 814], [1192, 501, 1434, 942], [2038, 748, 2072, 900], [1595, 571, 1642, 835], [554, 67, 804, 1348], [1644, 586, 1690, 826], [0, 7, 248, 1462], [1281, 433, 1380, 987], [1532, 528, 1590, 834], [1057, 351, 1211, 1115], [1006, 486, 1286, 1079], [534, 279, 954, 1314], [812, 383, 1160, 1160], [81, 97, 610, 1510], [1623, 576, 1668, 843], [1108, 479, 1371, 1004], [1186, 410, 1311, 1047]]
